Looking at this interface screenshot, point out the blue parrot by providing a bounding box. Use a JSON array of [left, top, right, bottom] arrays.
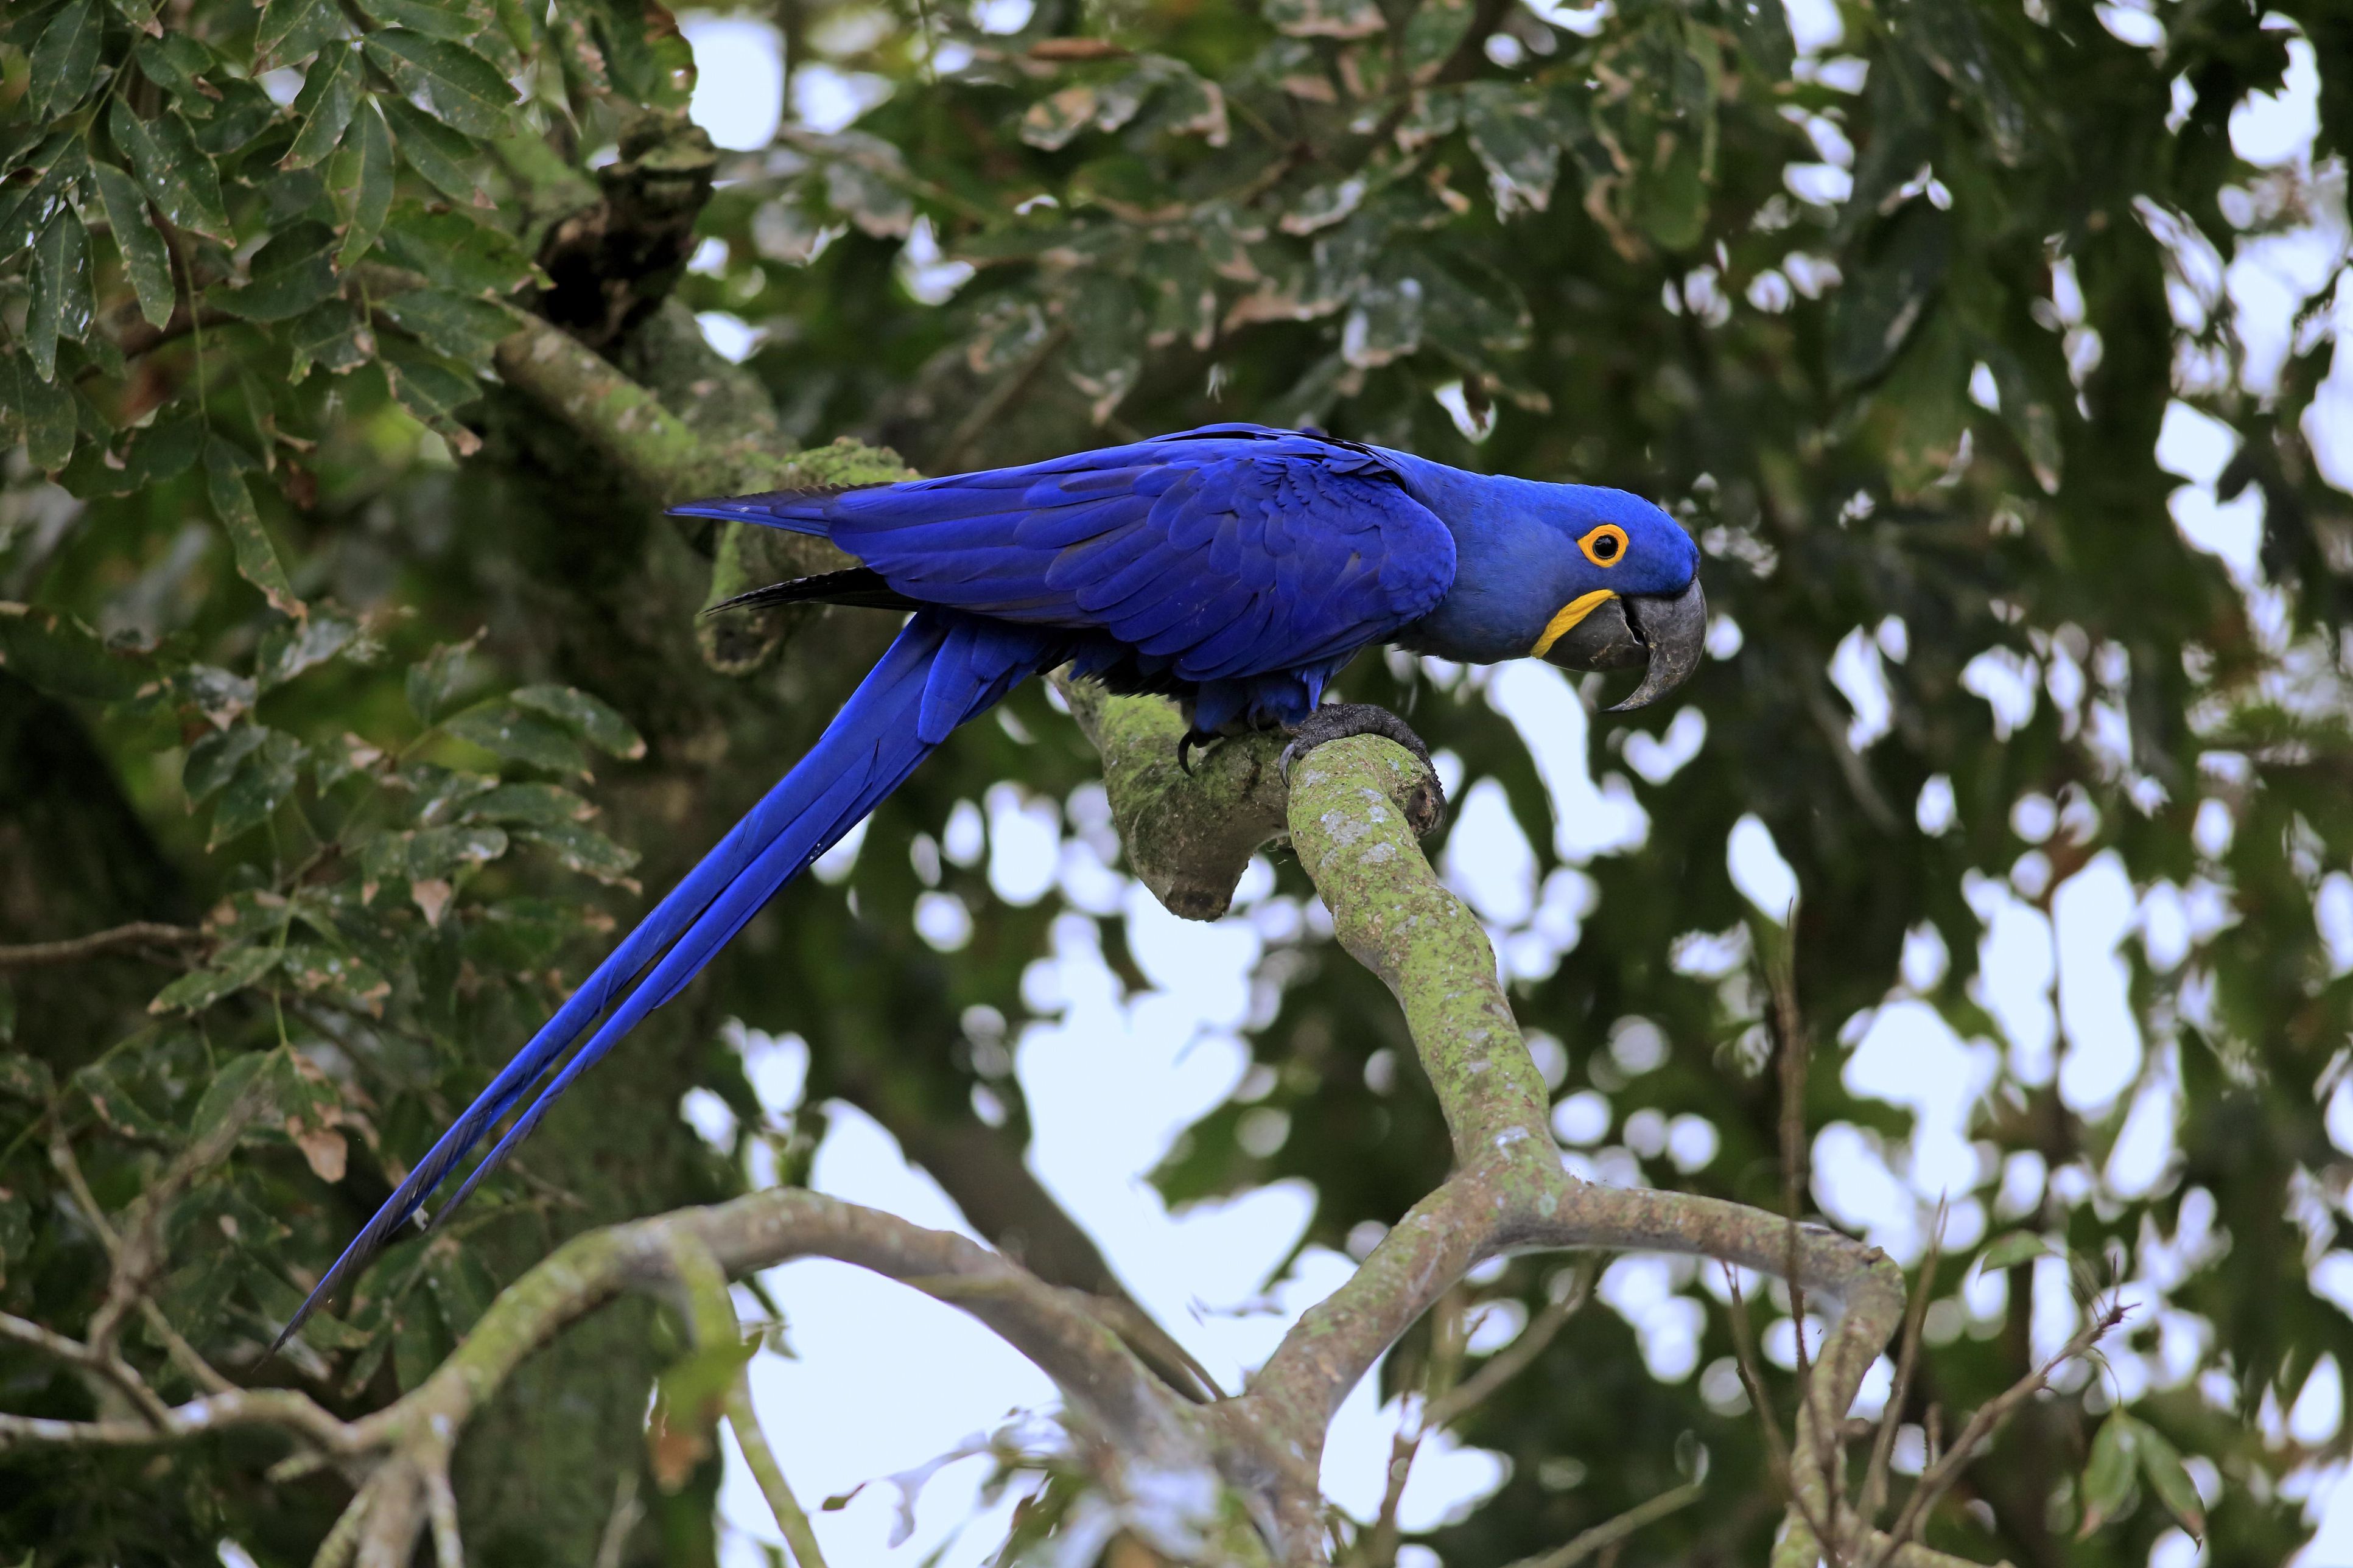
[[278, 422, 1702, 1342]]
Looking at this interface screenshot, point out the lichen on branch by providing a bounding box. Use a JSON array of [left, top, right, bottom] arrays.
[[1053, 674, 1289, 920]]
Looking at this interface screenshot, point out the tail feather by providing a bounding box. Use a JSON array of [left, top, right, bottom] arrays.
[[666, 492, 849, 533], [275, 612, 1059, 1347]]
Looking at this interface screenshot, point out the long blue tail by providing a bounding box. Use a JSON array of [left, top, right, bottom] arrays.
[[276, 612, 1061, 1345]]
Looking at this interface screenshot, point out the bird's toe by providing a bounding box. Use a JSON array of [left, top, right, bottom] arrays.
[[1279, 702, 1445, 835]]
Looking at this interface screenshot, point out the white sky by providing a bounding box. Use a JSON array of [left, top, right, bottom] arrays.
[[661, 9, 2353, 1565]]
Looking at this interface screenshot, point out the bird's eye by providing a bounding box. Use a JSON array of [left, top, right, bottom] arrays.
[[1579, 523, 1629, 567]]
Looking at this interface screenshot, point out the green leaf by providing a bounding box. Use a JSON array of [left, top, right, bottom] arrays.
[[1061, 271, 1141, 424], [289, 298, 375, 383], [211, 220, 340, 322], [57, 410, 203, 499], [110, 101, 234, 242], [0, 1050, 52, 1101], [364, 31, 517, 139], [379, 204, 532, 295], [284, 44, 363, 169], [205, 730, 306, 842], [29, 0, 103, 120], [424, 1244, 499, 1336], [1634, 131, 1709, 251], [1718, 0, 1793, 79], [1462, 82, 1563, 219], [1142, 252, 1217, 354], [192, 80, 279, 156], [402, 824, 509, 880], [205, 439, 306, 618], [25, 208, 93, 384], [462, 781, 595, 828], [189, 1049, 275, 1146], [377, 349, 485, 454], [443, 700, 587, 775], [278, 943, 390, 1015], [378, 97, 487, 208], [405, 638, 481, 723], [1982, 341, 2063, 494], [1976, 1231, 2055, 1272], [2077, 1412, 2137, 1537], [209, 729, 309, 847], [177, 664, 259, 728], [514, 820, 640, 884], [93, 161, 175, 329], [149, 945, 282, 1015], [1262, 0, 1385, 38], [356, 0, 482, 40], [131, 34, 217, 100], [820, 152, 913, 240], [1885, 0, 2026, 164], [184, 725, 270, 803], [0, 985, 13, 1049], [0, 601, 144, 701], [650, 1336, 759, 1488], [510, 684, 648, 761], [328, 99, 394, 267], [258, 607, 360, 690], [1831, 208, 1948, 389], [1020, 86, 1100, 153], [378, 287, 516, 371], [256, 0, 344, 65], [1, 351, 77, 472], [2134, 1419, 2206, 1539]]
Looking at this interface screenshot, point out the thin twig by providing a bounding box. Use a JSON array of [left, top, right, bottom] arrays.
[[308, 1469, 377, 1568], [1722, 1264, 1846, 1562], [0, 1385, 350, 1453], [726, 1370, 830, 1568], [0, 922, 208, 969], [591, 1467, 645, 1568], [1501, 1479, 1706, 1568], [1861, 1203, 1945, 1527], [1867, 1297, 2128, 1565], [0, 1310, 175, 1430], [1764, 936, 1844, 1564], [1721, 1264, 1794, 1486], [1424, 1263, 1594, 1430], [1361, 1287, 1468, 1568], [426, 1465, 465, 1568]]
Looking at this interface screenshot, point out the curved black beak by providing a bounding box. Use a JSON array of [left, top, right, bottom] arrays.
[[1539, 578, 1708, 710]]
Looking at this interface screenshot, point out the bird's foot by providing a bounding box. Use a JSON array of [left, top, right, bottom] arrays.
[[1278, 703, 1445, 836], [1176, 728, 1226, 777]]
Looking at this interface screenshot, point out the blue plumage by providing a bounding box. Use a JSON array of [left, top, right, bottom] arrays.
[[279, 422, 1703, 1343]]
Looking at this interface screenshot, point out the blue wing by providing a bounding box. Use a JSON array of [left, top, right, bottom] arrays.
[[676, 425, 1457, 712]]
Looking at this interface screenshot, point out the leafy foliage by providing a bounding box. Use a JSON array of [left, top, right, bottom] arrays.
[[2, 0, 2350, 1563]]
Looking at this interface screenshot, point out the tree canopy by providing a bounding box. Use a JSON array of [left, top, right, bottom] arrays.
[[2, 0, 2350, 1562]]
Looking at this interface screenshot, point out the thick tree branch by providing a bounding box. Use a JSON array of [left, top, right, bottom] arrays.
[[1059, 704, 1990, 1567], [4, 682, 2053, 1568], [1054, 672, 1290, 920]]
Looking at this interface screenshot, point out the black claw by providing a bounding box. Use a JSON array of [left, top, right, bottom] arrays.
[[1176, 729, 1219, 777], [1277, 703, 1447, 836]]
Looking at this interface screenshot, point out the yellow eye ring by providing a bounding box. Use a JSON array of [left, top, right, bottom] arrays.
[[1578, 523, 1629, 568]]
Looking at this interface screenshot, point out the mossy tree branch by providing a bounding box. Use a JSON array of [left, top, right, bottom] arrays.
[[1, 666, 2067, 1565]]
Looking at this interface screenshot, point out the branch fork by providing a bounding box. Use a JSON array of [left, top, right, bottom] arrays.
[[4, 677, 2083, 1568]]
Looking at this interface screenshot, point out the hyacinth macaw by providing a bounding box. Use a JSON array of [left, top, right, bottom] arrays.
[[279, 422, 1703, 1340]]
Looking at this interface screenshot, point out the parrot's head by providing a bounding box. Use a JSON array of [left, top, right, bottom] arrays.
[[1523, 485, 1706, 710], [1389, 459, 1708, 711]]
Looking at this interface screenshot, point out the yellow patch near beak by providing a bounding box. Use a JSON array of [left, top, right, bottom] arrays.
[[1531, 590, 1618, 658]]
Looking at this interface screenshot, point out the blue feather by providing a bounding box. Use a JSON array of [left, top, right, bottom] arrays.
[[275, 612, 1061, 1346], [283, 422, 1699, 1348]]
